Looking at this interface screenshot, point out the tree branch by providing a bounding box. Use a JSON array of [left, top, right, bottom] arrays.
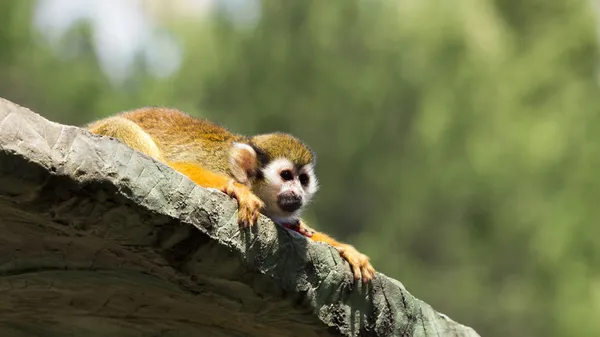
[[0, 98, 480, 337]]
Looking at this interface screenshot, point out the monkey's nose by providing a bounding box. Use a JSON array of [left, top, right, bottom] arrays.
[[278, 192, 303, 212]]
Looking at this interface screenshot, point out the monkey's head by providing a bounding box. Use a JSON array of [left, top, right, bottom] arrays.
[[228, 133, 319, 224]]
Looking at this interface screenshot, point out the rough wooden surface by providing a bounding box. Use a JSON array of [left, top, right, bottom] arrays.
[[0, 97, 480, 337]]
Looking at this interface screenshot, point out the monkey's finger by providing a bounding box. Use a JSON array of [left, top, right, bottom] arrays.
[[244, 211, 253, 227], [251, 208, 260, 224], [358, 257, 374, 282], [351, 262, 362, 281], [245, 212, 255, 227], [362, 267, 374, 282], [367, 263, 376, 275], [248, 203, 259, 225], [249, 202, 258, 224], [342, 252, 362, 281], [366, 265, 376, 281], [298, 227, 314, 238], [299, 223, 315, 237], [238, 207, 250, 228]]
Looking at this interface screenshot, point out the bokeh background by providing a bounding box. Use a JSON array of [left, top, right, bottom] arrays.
[[2, 1, 599, 336]]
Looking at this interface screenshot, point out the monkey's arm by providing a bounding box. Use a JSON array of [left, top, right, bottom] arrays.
[[168, 162, 264, 227], [299, 220, 375, 282]]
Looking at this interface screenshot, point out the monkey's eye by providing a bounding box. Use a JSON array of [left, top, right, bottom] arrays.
[[280, 170, 293, 181], [299, 173, 309, 186]]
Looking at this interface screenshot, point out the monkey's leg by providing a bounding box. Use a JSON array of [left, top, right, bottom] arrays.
[[168, 162, 264, 227], [299, 220, 375, 282], [87, 117, 164, 161]]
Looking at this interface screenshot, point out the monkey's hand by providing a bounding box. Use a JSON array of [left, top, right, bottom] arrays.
[[296, 222, 315, 237], [307, 224, 376, 282], [167, 162, 264, 227], [221, 179, 264, 227], [335, 243, 376, 282], [281, 219, 315, 237]]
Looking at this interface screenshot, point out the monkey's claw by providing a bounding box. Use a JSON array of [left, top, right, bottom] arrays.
[[221, 180, 264, 227], [335, 244, 376, 283]]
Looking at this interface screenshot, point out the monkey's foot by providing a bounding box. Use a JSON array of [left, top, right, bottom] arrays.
[[221, 180, 264, 227], [335, 244, 376, 282]]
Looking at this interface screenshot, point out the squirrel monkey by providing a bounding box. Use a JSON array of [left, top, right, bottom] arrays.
[[86, 107, 375, 282]]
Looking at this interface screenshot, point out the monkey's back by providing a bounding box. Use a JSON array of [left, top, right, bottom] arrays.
[[121, 107, 245, 175]]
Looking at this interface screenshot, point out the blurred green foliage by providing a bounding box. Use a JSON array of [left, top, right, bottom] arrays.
[[2, 1, 600, 336]]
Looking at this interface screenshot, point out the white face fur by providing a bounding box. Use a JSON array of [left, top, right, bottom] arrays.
[[255, 158, 319, 223]]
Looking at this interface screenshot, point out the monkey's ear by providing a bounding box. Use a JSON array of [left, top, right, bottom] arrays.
[[229, 142, 258, 184]]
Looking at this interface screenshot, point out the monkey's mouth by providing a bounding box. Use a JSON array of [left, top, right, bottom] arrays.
[[277, 193, 303, 213]]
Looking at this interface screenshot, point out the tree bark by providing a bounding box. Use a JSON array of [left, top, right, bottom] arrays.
[[0, 98, 480, 337]]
